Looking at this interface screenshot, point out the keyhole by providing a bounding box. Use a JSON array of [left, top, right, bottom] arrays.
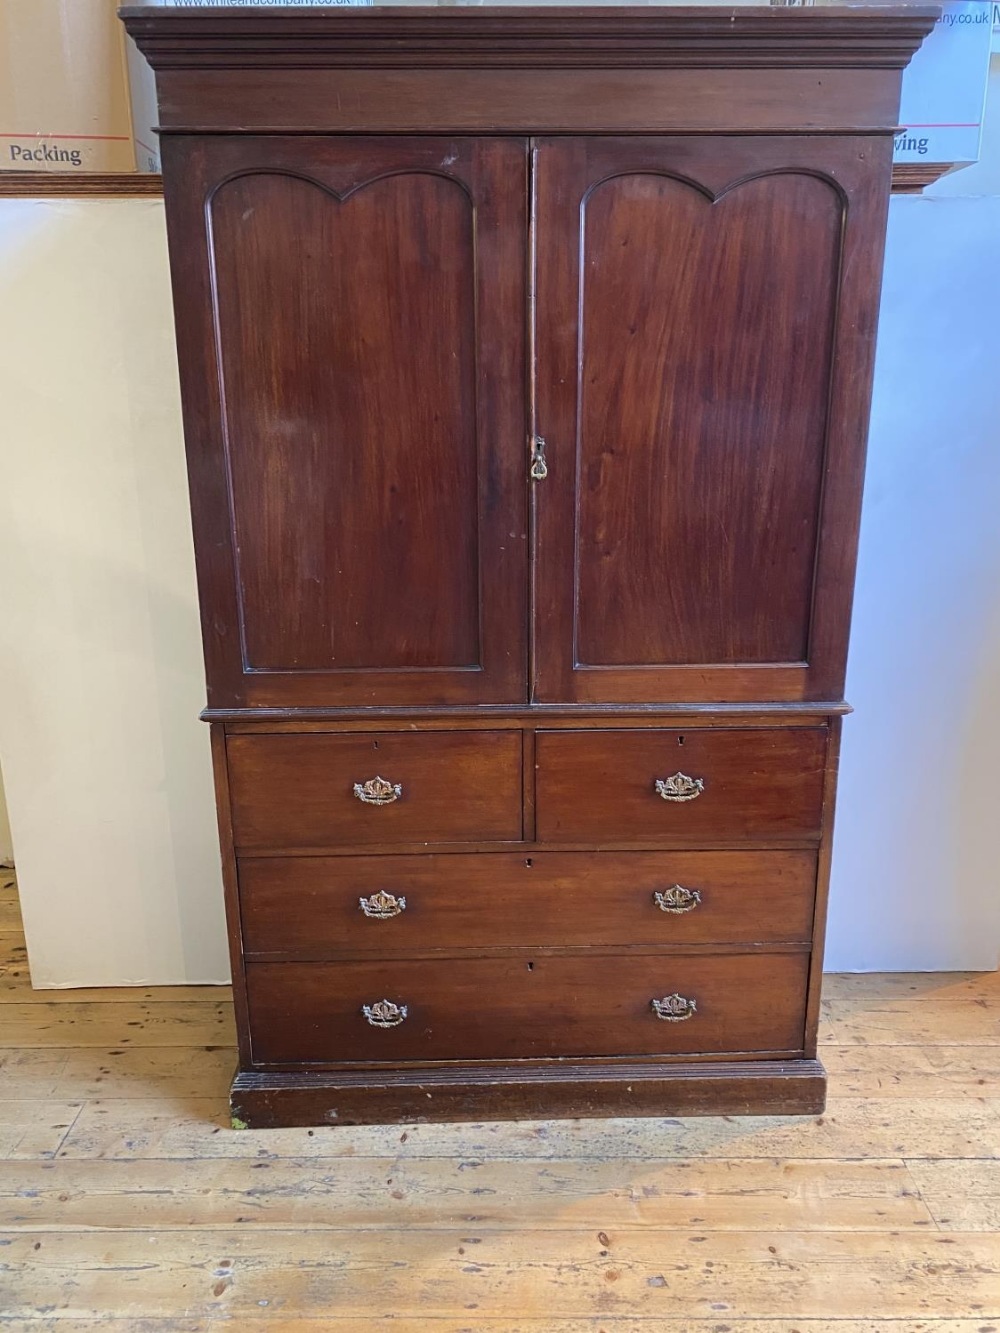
[[527, 961, 535, 972], [373, 740, 379, 750], [525, 857, 533, 868], [677, 735, 685, 746]]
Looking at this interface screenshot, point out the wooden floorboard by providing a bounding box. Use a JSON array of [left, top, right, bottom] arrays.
[[0, 1156, 934, 1231], [0, 872, 23, 935], [0, 871, 998, 1326], [3, 1324, 1000, 1333], [3, 1228, 1000, 1319], [44, 1092, 1000, 1160], [821, 1041, 1000, 1095]]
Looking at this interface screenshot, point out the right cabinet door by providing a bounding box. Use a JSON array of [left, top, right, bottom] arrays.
[[531, 136, 892, 705]]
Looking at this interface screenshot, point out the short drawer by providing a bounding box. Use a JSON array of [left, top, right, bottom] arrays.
[[239, 850, 817, 955], [227, 730, 522, 850], [246, 953, 809, 1063], [535, 728, 826, 843]]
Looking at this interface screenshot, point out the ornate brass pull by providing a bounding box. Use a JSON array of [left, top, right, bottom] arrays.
[[653, 884, 702, 914], [353, 776, 402, 806], [359, 890, 407, 920], [530, 435, 548, 481], [651, 993, 697, 1022], [654, 772, 705, 802], [362, 999, 408, 1029]]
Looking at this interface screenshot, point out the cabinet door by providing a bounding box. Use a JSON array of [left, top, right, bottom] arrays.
[[532, 137, 891, 704], [162, 137, 528, 709]]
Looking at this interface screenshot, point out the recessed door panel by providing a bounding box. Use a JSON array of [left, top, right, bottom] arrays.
[[161, 136, 529, 707], [213, 170, 480, 673], [575, 170, 837, 667], [532, 136, 891, 704]]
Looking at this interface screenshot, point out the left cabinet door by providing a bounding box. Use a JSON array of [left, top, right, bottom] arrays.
[[162, 137, 529, 709]]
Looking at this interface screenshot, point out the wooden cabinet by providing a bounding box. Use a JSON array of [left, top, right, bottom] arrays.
[[124, 3, 936, 1127]]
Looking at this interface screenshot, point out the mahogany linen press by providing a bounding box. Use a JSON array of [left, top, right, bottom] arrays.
[[122, 3, 936, 1127]]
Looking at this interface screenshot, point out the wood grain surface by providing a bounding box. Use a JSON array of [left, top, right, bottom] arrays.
[[534, 727, 827, 842], [227, 729, 523, 850], [244, 951, 809, 1063], [159, 135, 528, 710], [530, 134, 894, 706], [238, 849, 817, 957]]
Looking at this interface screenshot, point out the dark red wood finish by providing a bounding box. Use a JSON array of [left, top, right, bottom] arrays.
[[245, 952, 809, 1064], [230, 1059, 827, 1127], [804, 713, 844, 1060], [238, 849, 817, 957], [532, 134, 893, 705], [122, 7, 936, 140], [123, 5, 936, 1127], [535, 727, 827, 843], [227, 729, 523, 850], [210, 725, 252, 1068], [158, 134, 528, 708]]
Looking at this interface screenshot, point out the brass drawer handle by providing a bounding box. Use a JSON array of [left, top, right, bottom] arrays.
[[359, 890, 407, 920], [362, 999, 408, 1029], [653, 885, 702, 914], [651, 993, 697, 1022], [654, 772, 705, 802], [353, 776, 403, 806]]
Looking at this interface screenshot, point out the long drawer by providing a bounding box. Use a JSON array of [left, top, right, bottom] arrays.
[[227, 730, 522, 850], [535, 727, 827, 843], [245, 953, 809, 1063], [239, 850, 817, 955]]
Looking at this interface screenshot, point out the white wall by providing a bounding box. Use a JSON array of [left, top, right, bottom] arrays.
[[0, 71, 998, 983], [825, 61, 1000, 972], [0, 199, 227, 986]]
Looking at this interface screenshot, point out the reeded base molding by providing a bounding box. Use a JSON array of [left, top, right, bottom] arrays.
[[229, 1058, 826, 1128]]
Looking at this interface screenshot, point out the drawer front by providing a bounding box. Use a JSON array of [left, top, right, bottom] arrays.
[[227, 730, 522, 850], [239, 850, 817, 955], [246, 953, 808, 1063], [535, 728, 827, 843]]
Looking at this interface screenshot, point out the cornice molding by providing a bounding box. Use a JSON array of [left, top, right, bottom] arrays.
[[121, 6, 939, 71]]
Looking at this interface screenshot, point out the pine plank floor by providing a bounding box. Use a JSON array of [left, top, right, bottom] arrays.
[[1, 870, 999, 1330]]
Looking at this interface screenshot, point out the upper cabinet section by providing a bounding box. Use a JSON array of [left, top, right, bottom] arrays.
[[124, 5, 937, 714], [162, 136, 528, 708]]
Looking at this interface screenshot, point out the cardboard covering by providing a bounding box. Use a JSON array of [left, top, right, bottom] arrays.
[[0, 0, 158, 173]]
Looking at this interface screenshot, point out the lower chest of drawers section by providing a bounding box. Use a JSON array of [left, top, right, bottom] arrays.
[[224, 721, 829, 1072]]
